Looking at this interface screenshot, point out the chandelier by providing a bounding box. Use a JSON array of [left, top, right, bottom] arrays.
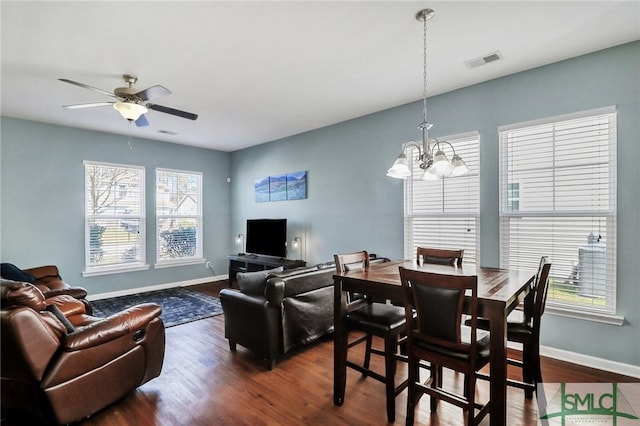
[[387, 9, 469, 180]]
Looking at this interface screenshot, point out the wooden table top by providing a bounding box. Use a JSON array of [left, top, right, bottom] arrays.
[[334, 260, 536, 305]]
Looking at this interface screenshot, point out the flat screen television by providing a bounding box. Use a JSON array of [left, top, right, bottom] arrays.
[[245, 218, 287, 258]]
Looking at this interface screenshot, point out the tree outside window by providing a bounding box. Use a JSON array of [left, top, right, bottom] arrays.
[[84, 162, 145, 273], [156, 169, 203, 264]]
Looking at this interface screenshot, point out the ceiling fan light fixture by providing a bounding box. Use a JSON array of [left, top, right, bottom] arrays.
[[113, 101, 148, 121]]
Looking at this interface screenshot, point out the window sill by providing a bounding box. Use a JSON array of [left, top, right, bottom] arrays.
[[82, 263, 150, 277], [154, 258, 205, 269], [546, 305, 624, 326]]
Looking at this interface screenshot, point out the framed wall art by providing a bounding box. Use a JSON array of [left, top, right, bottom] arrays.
[[254, 171, 307, 202]]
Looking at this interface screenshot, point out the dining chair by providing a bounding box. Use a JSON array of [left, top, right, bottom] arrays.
[[416, 247, 464, 267], [334, 251, 408, 423], [473, 257, 552, 399], [399, 267, 491, 426]]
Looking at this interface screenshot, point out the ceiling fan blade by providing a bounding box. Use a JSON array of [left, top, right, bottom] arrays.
[[147, 104, 198, 120], [62, 102, 114, 109], [134, 85, 171, 101], [59, 79, 115, 97], [135, 114, 149, 127]]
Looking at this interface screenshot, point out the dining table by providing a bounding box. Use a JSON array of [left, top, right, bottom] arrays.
[[333, 260, 536, 426]]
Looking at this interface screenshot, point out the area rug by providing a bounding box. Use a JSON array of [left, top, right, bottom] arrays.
[[90, 287, 223, 328]]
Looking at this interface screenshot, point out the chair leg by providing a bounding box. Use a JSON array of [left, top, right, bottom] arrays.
[[362, 334, 373, 377], [406, 356, 418, 426], [522, 343, 535, 399], [430, 365, 441, 412], [463, 373, 469, 398], [533, 343, 543, 397], [384, 335, 398, 423], [466, 371, 476, 426]]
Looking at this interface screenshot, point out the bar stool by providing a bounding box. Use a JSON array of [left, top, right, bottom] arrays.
[[334, 251, 408, 423], [400, 267, 491, 426], [473, 256, 552, 399]]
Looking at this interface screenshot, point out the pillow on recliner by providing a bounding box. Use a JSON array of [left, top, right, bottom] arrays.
[[1, 263, 36, 284], [237, 266, 284, 296]]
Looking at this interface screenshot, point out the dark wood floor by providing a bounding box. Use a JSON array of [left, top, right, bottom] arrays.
[[28, 282, 640, 425]]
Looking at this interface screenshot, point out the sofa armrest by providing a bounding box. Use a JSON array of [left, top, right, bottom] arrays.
[[63, 303, 161, 351], [220, 288, 267, 306], [42, 287, 88, 300], [265, 280, 285, 305], [219, 288, 280, 363], [45, 295, 88, 317]]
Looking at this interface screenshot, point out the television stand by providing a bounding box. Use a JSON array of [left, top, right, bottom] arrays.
[[228, 254, 306, 287]]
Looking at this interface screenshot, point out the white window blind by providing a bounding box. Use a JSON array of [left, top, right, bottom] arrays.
[[84, 161, 146, 274], [156, 168, 203, 265], [404, 133, 480, 265], [499, 107, 617, 315]]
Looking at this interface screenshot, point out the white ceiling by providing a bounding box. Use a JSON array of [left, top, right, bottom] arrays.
[[2, 1, 639, 152]]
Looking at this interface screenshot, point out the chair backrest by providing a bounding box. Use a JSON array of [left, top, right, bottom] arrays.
[[416, 247, 464, 267], [523, 256, 551, 324], [334, 251, 370, 274], [399, 267, 478, 357], [532, 260, 552, 332], [334, 251, 372, 307]]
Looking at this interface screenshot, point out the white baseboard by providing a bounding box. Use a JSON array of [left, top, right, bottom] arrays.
[[87, 274, 228, 301], [508, 341, 640, 379], [540, 345, 640, 379]]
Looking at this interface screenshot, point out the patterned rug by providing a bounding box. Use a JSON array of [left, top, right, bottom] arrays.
[[90, 287, 223, 328]]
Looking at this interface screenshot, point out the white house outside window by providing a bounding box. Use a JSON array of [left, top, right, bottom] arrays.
[[84, 161, 147, 276], [404, 132, 480, 265], [156, 168, 203, 266], [499, 107, 618, 320]]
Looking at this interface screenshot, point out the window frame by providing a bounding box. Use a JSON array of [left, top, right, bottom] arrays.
[[83, 161, 149, 277], [498, 106, 620, 323], [155, 168, 204, 268]]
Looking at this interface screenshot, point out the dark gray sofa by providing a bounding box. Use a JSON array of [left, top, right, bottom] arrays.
[[219, 265, 335, 369]]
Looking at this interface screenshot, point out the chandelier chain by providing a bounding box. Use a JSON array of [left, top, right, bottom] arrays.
[[422, 13, 428, 127]]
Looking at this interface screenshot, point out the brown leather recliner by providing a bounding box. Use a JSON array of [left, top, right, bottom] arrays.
[[0, 279, 166, 425], [1, 264, 92, 314], [22, 265, 88, 299]]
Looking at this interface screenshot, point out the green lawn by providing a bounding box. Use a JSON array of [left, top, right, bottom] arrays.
[[547, 279, 606, 307]]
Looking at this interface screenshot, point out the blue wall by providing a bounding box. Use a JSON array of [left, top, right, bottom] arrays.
[[230, 42, 640, 366], [1, 119, 231, 294], [1, 42, 638, 366]]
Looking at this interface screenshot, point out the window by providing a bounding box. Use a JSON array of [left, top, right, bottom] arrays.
[[499, 107, 617, 316], [84, 161, 146, 275], [156, 169, 203, 266], [507, 183, 520, 211], [404, 133, 480, 265]]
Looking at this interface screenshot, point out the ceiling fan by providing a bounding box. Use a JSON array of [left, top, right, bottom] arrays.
[[59, 74, 198, 127]]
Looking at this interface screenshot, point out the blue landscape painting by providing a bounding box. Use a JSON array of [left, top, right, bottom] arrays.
[[254, 177, 270, 203], [269, 174, 287, 201], [286, 171, 307, 200]]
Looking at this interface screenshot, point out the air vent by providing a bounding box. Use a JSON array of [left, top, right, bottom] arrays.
[[464, 51, 503, 69], [158, 130, 178, 135]]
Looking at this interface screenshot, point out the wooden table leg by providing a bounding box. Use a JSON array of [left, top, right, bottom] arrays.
[[488, 301, 507, 426], [333, 276, 347, 405]]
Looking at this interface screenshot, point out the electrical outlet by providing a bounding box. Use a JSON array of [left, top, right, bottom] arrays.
[[205, 261, 211, 269]]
